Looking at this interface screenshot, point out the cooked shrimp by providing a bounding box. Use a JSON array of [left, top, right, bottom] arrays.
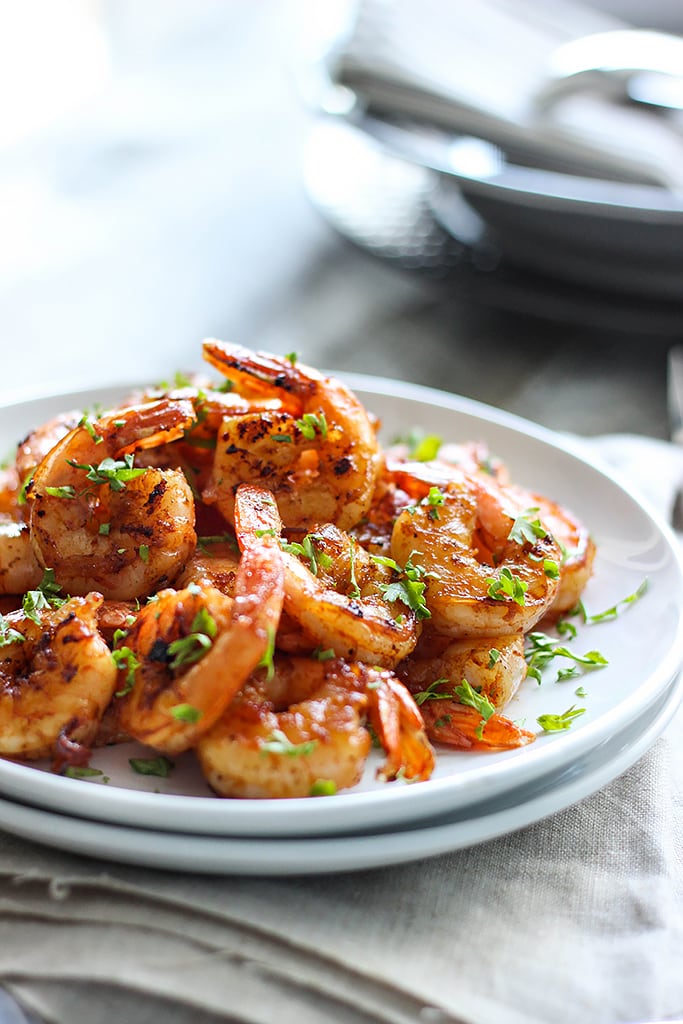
[[419, 701, 535, 751], [28, 400, 197, 601], [229, 482, 419, 667], [176, 539, 240, 595], [0, 465, 21, 518], [119, 531, 284, 755], [15, 409, 83, 485], [397, 630, 534, 750], [196, 656, 434, 798], [399, 631, 527, 710], [528, 491, 596, 619], [0, 593, 117, 763], [390, 469, 561, 638], [201, 339, 380, 531], [388, 457, 594, 623], [0, 516, 43, 594], [280, 534, 420, 666], [132, 375, 283, 499]]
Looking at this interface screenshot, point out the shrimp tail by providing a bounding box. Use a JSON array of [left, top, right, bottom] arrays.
[[366, 670, 435, 782], [420, 701, 535, 750]]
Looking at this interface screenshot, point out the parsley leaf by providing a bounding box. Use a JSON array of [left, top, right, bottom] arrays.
[[296, 412, 328, 440], [524, 631, 608, 684], [508, 508, 547, 546], [573, 579, 648, 624], [280, 534, 333, 576], [260, 729, 317, 757], [413, 677, 451, 705], [371, 551, 432, 620], [112, 645, 141, 695], [486, 567, 528, 606], [310, 778, 336, 796], [537, 705, 586, 732], [0, 614, 25, 648], [129, 756, 174, 778], [166, 608, 217, 670], [21, 568, 66, 623], [66, 453, 146, 492], [169, 704, 203, 723]]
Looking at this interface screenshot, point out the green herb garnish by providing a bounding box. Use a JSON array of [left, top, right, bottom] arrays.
[[537, 705, 586, 732], [260, 729, 317, 757], [129, 756, 174, 778]]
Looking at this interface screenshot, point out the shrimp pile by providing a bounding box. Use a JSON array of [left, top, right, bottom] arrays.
[[0, 340, 595, 797]]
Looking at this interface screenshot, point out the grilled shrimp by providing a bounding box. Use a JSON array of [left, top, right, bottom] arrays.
[[196, 655, 434, 798], [419, 700, 535, 751], [0, 593, 117, 763], [28, 400, 197, 601], [0, 516, 43, 594], [232, 484, 420, 667], [201, 340, 380, 530], [398, 631, 534, 750], [388, 457, 593, 623], [391, 469, 562, 638], [15, 409, 83, 486], [399, 631, 527, 710], [118, 525, 284, 755]]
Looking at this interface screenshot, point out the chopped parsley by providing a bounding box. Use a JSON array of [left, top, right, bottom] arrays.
[[537, 705, 586, 732], [413, 677, 451, 705], [280, 534, 332, 576], [169, 703, 203, 723], [310, 779, 336, 796], [112, 646, 142, 695], [371, 551, 432, 620], [260, 729, 317, 757], [197, 532, 239, 553], [0, 614, 25, 648], [167, 607, 217, 670], [486, 567, 528, 606], [488, 647, 501, 668], [524, 631, 608, 684], [571, 579, 648, 624], [312, 646, 336, 661], [78, 414, 103, 445], [129, 756, 174, 778], [394, 428, 442, 462], [63, 765, 108, 781], [453, 678, 497, 740], [21, 568, 66, 623], [66, 453, 146, 491], [296, 412, 328, 440], [508, 508, 548, 546], [256, 624, 276, 680]]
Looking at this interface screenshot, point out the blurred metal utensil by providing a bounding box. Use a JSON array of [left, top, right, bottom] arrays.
[[536, 29, 683, 114], [667, 344, 683, 530]]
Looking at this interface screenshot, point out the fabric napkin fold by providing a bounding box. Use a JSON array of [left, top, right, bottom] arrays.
[[0, 432, 681, 1024], [329, 0, 683, 190]]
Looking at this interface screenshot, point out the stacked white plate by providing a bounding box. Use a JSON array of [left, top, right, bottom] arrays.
[[1, 379, 682, 875]]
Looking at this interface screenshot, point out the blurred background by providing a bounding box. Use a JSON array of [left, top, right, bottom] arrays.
[[1, 0, 682, 438]]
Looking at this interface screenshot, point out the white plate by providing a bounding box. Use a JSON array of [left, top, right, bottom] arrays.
[[1, 378, 682, 837], [1, 667, 680, 875]]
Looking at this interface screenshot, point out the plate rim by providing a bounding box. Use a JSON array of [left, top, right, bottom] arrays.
[[1, 668, 680, 875], [1, 375, 682, 837]]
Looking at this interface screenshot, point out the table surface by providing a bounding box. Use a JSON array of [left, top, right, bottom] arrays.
[[0, 0, 677, 440]]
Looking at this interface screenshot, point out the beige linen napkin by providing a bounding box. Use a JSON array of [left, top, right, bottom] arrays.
[[0, 434, 682, 1024]]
